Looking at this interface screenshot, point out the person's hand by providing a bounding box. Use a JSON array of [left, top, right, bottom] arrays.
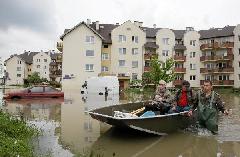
[[224, 109, 230, 115], [188, 110, 193, 117]]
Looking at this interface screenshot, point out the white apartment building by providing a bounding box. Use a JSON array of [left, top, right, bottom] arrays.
[[5, 51, 60, 85], [60, 19, 240, 90]]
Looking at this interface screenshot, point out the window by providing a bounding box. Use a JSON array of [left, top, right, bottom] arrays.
[[86, 36, 94, 43], [44, 72, 46, 74], [86, 50, 94, 56], [239, 62, 240, 67], [37, 65, 40, 68], [118, 35, 126, 42], [162, 50, 169, 56], [29, 87, 44, 93], [17, 60, 21, 64], [205, 75, 214, 81], [44, 66, 47, 69], [17, 74, 21, 77], [101, 53, 109, 60], [190, 75, 196, 80], [190, 63, 196, 70], [132, 73, 138, 80], [37, 59, 40, 62], [238, 35, 240, 41], [132, 48, 138, 55], [190, 52, 196, 58], [119, 48, 126, 55], [205, 63, 214, 69], [103, 45, 108, 48], [190, 40, 196, 46], [132, 36, 138, 43], [85, 64, 94, 71], [44, 59, 47, 62], [17, 67, 21, 71], [162, 38, 169, 45], [101, 66, 109, 72], [45, 87, 58, 92], [119, 60, 126, 67], [28, 68, 31, 72], [176, 75, 183, 80], [239, 49, 240, 55], [219, 75, 229, 80], [239, 74, 240, 80], [132, 61, 138, 68]]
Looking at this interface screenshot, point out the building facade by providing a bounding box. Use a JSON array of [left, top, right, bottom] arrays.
[[59, 20, 240, 90]]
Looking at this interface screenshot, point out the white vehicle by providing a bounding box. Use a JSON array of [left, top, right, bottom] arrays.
[[81, 76, 119, 95]]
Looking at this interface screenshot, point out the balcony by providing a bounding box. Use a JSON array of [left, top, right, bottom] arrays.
[[200, 54, 234, 62], [173, 80, 183, 86], [174, 55, 186, 62], [200, 42, 234, 51], [144, 53, 158, 60], [57, 42, 63, 52], [174, 68, 186, 73], [174, 44, 186, 51], [200, 80, 234, 86], [144, 66, 151, 72], [200, 67, 234, 73], [118, 73, 130, 80]]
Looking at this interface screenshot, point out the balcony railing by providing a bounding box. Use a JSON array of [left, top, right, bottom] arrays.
[[173, 80, 183, 86], [174, 44, 187, 51], [200, 80, 234, 86], [57, 42, 63, 52], [200, 54, 234, 62], [200, 42, 234, 50], [174, 68, 186, 73], [200, 67, 234, 73], [144, 53, 158, 60], [174, 55, 186, 62]]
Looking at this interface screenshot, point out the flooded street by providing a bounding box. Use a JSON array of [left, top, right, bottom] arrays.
[[1, 88, 240, 157]]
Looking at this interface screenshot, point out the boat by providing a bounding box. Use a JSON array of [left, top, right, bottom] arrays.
[[87, 101, 196, 135]]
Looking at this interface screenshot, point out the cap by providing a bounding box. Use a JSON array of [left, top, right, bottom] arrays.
[[159, 80, 166, 85]]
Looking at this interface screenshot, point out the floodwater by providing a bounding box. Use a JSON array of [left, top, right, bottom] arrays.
[[0, 88, 240, 157]]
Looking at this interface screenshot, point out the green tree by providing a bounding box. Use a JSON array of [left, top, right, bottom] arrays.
[[24, 72, 48, 86], [142, 57, 176, 86]]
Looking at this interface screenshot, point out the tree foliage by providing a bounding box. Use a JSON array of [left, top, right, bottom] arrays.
[[142, 57, 176, 86], [24, 72, 48, 86]]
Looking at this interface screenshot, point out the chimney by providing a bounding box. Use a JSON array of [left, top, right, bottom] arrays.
[[87, 19, 91, 25], [153, 24, 157, 29], [96, 21, 99, 30], [186, 27, 194, 31]]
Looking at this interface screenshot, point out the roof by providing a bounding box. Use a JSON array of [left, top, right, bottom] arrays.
[[199, 26, 235, 40], [60, 21, 104, 40], [144, 42, 159, 49], [172, 30, 186, 40], [142, 27, 161, 38], [90, 23, 118, 44], [174, 44, 187, 50]]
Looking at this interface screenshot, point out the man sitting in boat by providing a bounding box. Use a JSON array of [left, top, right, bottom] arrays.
[[143, 80, 173, 115], [169, 80, 194, 113], [188, 80, 228, 134]]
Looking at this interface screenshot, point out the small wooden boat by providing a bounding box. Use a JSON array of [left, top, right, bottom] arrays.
[[87, 101, 196, 135]]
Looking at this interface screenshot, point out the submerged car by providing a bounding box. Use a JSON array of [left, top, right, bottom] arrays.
[[3, 85, 64, 100]]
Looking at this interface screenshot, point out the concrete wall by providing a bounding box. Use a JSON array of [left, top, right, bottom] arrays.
[[62, 24, 102, 90], [184, 31, 201, 87], [233, 24, 240, 88], [32, 52, 51, 80], [6, 56, 27, 85], [111, 21, 146, 80]]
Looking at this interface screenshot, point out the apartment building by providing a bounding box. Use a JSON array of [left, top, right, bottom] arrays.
[[0, 57, 4, 84], [5, 51, 61, 85], [59, 19, 240, 90], [49, 52, 62, 82]]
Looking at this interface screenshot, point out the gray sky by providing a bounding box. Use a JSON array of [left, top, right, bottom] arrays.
[[1, 0, 240, 60]]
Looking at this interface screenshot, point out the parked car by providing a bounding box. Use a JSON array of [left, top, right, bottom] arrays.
[[3, 85, 64, 100]]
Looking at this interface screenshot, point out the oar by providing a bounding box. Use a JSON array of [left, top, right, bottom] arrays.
[[130, 107, 145, 115]]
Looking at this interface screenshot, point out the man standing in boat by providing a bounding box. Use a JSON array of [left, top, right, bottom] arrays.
[[154, 80, 172, 102], [169, 80, 194, 113], [188, 80, 229, 134]]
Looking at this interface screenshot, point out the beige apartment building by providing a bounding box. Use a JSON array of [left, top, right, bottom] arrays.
[[5, 51, 62, 85], [59, 20, 240, 90]]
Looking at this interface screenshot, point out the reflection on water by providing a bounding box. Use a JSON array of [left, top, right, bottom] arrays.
[[0, 88, 240, 157]]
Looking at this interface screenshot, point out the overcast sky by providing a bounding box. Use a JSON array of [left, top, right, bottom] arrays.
[[1, 0, 240, 60]]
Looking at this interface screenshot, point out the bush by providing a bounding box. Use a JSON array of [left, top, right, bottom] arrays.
[[0, 111, 39, 157]]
